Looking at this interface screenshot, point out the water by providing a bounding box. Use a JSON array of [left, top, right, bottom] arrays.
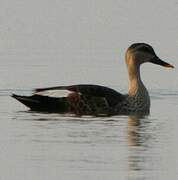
[[2, 90, 178, 180], [0, 0, 178, 179]]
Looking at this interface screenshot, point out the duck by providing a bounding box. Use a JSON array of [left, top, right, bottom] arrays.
[[12, 43, 174, 116]]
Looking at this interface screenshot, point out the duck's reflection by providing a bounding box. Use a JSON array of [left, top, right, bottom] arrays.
[[127, 115, 151, 178]]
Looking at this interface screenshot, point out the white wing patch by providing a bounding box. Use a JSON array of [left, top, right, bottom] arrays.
[[35, 89, 79, 98]]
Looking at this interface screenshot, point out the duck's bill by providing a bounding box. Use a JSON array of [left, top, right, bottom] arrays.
[[150, 57, 174, 68]]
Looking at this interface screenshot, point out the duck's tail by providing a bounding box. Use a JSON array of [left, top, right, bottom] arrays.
[[11, 94, 68, 112]]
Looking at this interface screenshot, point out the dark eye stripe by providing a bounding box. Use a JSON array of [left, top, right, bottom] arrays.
[[136, 46, 154, 54]]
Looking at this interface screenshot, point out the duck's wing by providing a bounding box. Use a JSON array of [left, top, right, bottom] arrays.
[[12, 84, 125, 115], [35, 84, 125, 107]]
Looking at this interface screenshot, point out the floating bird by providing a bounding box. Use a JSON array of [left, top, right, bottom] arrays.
[[12, 43, 174, 116]]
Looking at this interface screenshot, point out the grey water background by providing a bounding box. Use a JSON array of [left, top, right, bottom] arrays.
[[0, 0, 178, 179]]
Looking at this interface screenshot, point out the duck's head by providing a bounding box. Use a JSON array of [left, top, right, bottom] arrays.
[[125, 43, 174, 68]]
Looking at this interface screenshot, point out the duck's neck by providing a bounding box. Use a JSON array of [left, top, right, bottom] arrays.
[[127, 63, 144, 96]]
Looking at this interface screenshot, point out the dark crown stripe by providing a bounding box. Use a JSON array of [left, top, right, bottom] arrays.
[[128, 43, 155, 54]]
